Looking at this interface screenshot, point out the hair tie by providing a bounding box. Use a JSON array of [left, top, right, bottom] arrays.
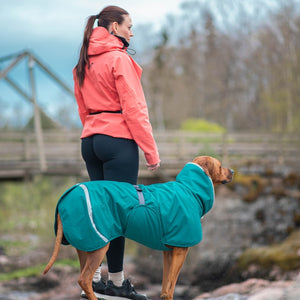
[[95, 14, 100, 19]]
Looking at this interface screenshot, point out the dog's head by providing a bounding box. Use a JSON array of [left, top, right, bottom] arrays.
[[193, 156, 233, 186]]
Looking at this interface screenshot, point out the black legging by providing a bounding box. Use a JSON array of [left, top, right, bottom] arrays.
[[81, 134, 139, 273]]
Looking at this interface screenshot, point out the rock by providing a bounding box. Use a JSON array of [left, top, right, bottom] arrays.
[[247, 288, 285, 300], [0, 255, 9, 265], [193, 275, 300, 300]]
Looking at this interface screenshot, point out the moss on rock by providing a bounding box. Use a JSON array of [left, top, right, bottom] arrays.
[[238, 230, 300, 271], [229, 172, 267, 202]]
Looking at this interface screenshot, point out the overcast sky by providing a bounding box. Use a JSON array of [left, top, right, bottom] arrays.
[[0, 0, 182, 71], [0, 0, 286, 78], [0, 0, 185, 125]]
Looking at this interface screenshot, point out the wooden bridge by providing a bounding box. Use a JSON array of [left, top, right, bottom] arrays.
[[0, 130, 299, 182], [1, 52, 299, 181]]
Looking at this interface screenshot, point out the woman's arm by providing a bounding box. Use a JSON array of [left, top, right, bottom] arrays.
[[113, 55, 160, 166]]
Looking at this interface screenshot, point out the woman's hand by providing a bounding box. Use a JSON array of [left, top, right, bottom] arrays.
[[146, 162, 160, 171]]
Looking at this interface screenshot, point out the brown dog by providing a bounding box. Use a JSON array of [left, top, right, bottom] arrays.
[[43, 156, 233, 300]]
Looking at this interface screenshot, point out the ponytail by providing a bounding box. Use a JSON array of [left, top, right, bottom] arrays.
[[75, 15, 98, 86], [75, 6, 129, 87]]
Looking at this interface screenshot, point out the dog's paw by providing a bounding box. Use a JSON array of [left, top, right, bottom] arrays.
[[160, 293, 171, 300]]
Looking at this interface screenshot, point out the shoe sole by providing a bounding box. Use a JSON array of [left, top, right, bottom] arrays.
[[95, 292, 137, 300], [81, 292, 107, 300], [82, 292, 137, 300]]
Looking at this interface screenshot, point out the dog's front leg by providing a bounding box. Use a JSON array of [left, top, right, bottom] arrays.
[[77, 243, 109, 300], [161, 247, 189, 300]]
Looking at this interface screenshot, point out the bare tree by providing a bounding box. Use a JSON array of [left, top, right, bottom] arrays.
[[140, 0, 300, 132]]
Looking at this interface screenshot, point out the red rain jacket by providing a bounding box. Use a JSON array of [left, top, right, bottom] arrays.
[[73, 27, 160, 165]]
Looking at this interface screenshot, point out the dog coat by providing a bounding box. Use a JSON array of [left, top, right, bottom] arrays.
[[55, 163, 214, 252]]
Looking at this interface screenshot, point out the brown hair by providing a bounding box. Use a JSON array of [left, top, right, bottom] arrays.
[[75, 6, 129, 86]]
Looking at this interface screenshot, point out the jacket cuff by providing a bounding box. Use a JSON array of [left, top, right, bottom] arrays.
[[145, 152, 161, 165]]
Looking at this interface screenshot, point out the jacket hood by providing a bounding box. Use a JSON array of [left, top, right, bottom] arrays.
[[176, 162, 215, 216], [88, 27, 125, 56]]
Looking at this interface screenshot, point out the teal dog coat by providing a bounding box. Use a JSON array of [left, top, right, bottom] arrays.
[[55, 163, 214, 252]]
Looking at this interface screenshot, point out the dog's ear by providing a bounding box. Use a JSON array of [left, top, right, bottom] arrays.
[[193, 156, 216, 179]]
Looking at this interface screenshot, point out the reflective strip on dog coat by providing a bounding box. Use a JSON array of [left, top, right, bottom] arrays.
[[54, 163, 214, 252]]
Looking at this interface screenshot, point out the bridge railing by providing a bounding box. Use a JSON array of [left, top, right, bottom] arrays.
[[0, 130, 299, 180]]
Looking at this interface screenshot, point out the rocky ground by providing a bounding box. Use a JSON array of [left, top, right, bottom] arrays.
[[0, 243, 299, 300], [194, 275, 300, 300], [0, 261, 299, 299], [1, 168, 300, 299]]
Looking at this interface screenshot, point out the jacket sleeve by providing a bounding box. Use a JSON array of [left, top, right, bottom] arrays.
[[73, 70, 88, 126], [113, 55, 160, 165]]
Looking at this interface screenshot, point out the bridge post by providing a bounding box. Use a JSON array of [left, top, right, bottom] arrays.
[[28, 55, 47, 172]]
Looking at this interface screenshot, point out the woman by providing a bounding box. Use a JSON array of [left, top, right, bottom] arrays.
[[73, 5, 160, 300]]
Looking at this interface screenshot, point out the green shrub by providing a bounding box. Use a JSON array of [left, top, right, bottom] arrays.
[[181, 118, 226, 133]]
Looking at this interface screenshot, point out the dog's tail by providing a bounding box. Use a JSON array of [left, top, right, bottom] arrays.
[[43, 213, 63, 275]]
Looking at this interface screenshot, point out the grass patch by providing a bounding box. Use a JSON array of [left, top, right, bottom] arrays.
[[0, 264, 46, 281], [0, 175, 81, 274], [0, 259, 80, 282], [0, 176, 75, 237], [0, 240, 31, 257]]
